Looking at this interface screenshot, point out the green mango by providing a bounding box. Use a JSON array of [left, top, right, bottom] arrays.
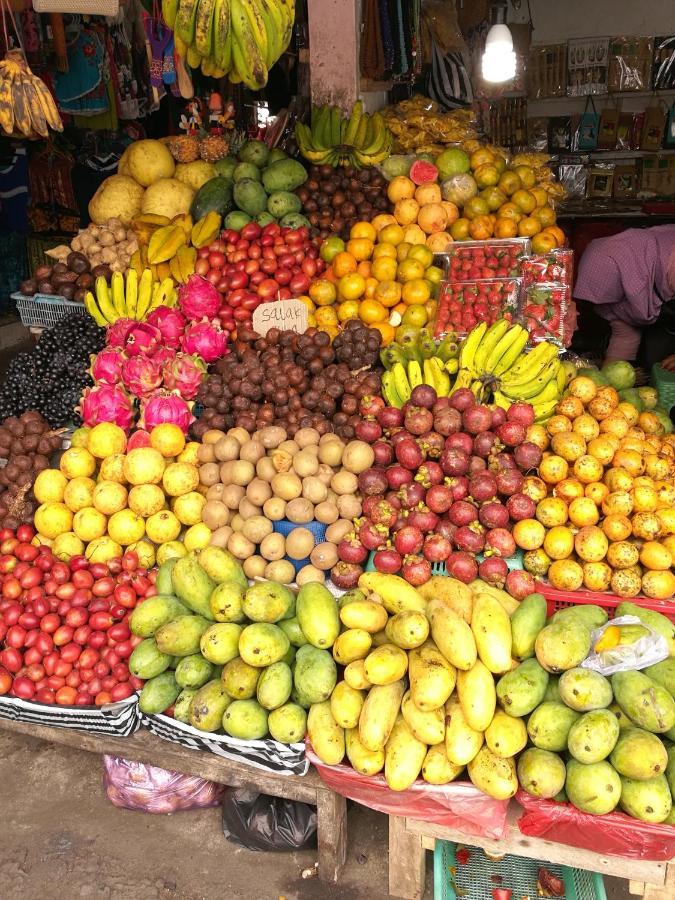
[[155, 558, 179, 595], [256, 661, 293, 710], [291, 684, 313, 710], [243, 581, 295, 623], [517, 748, 566, 799], [198, 546, 247, 587], [558, 668, 613, 711], [616, 603, 675, 656], [510, 593, 547, 660], [129, 594, 189, 638], [565, 759, 621, 815], [171, 554, 216, 619], [155, 615, 210, 657], [279, 616, 308, 648], [338, 589, 366, 608], [619, 775, 672, 823], [173, 687, 198, 722], [188, 679, 232, 732], [174, 654, 214, 689], [527, 701, 581, 752], [129, 638, 172, 679], [293, 644, 337, 704], [543, 676, 560, 702], [666, 744, 675, 796], [239, 623, 290, 668], [210, 581, 246, 623], [268, 703, 307, 744], [138, 671, 180, 715], [496, 658, 549, 717], [610, 728, 669, 780], [567, 709, 620, 763], [223, 699, 269, 739], [612, 670, 675, 733], [221, 657, 261, 699], [199, 623, 243, 665], [551, 605, 608, 630], [535, 620, 591, 673], [296, 582, 340, 649]]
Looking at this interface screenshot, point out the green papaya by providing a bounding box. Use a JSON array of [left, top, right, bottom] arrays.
[[296, 582, 340, 649], [174, 653, 214, 689], [510, 593, 547, 659], [155, 615, 210, 657], [496, 658, 549, 717], [612, 670, 675, 733], [129, 594, 189, 638], [139, 671, 180, 715], [293, 644, 337, 704], [188, 679, 232, 731], [171, 554, 216, 619], [129, 638, 172, 679], [223, 699, 269, 739]]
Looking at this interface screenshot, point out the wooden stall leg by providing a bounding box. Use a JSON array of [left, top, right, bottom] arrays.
[[316, 790, 347, 883], [389, 816, 425, 900]]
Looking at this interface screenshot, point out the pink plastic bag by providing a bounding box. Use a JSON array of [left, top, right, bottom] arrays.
[[306, 744, 508, 840], [516, 790, 675, 861], [103, 755, 224, 814]]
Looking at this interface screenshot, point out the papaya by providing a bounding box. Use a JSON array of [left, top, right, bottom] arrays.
[[456, 660, 496, 732], [174, 653, 214, 689], [223, 699, 269, 739], [239, 623, 290, 668], [171, 554, 216, 619], [155, 615, 210, 657], [330, 681, 365, 729], [567, 709, 620, 763], [612, 670, 675, 733], [332, 628, 372, 665], [346, 727, 384, 776], [138, 671, 180, 715], [610, 727, 669, 780], [293, 645, 337, 704], [385, 610, 429, 649], [210, 581, 246, 623], [471, 593, 512, 674], [308, 701, 345, 764], [221, 657, 261, 699], [467, 746, 518, 800], [408, 641, 456, 711], [340, 599, 388, 634], [517, 748, 566, 799], [485, 709, 527, 758], [256, 662, 292, 710], [401, 689, 445, 745], [129, 594, 189, 638], [129, 638, 172, 679], [427, 598, 477, 670], [188, 678, 232, 731], [243, 581, 295, 623], [510, 593, 547, 660], [199, 622, 242, 665], [296, 582, 340, 649], [364, 643, 408, 685], [559, 667, 613, 711], [496, 658, 549, 717], [268, 703, 307, 744], [421, 744, 464, 785], [384, 714, 427, 792], [358, 679, 405, 752], [445, 694, 484, 766]]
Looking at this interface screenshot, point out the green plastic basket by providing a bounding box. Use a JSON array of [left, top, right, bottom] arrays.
[[434, 841, 607, 900], [651, 364, 675, 413]]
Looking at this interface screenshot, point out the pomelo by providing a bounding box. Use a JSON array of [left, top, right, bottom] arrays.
[[436, 148, 470, 180]]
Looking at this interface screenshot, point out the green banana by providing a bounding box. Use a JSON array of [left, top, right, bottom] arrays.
[[418, 328, 436, 360], [175, 0, 199, 45], [492, 328, 529, 377], [435, 333, 459, 362], [330, 106, 342, 146], [380, 343, 408, 370], [213, 0, 232, 70], [231, 0, 268, 88], [161, 0, 179, 27], [194, 0, 216, 56]]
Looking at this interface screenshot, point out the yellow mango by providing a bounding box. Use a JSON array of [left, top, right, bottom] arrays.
[[384, 714, 427, 791], [471, 593, 513, 674], [346, 728, 384, 776], [358, 679, 405, 752], [409, 641, 456, 711], [385, 610, 429, 649], [332, 628, 372, 665], [467, 746, 518, 799], [339, 599, 389, 634], [330, 681, 365, 729], [485, 709, 528, 758], [427, 599, 477, 670], [470, 580, 520, 615], [344, 659, 372, 691], [457, 660, 496, 732], [419, 575, 473, 622], [307, 701, 345, 765], [364, 643, 408, 685], [444, 694, 484, 765], [401, 689, 445, 744], [422, 744, 465, 785], [358, 572, 426, 614]]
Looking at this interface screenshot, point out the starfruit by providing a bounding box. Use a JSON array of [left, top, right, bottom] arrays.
[[129, 250, 145, 278], [172, 213, 194, 239], [191, 211, 222, 249], [169, 245, 197, 283], [147, 225, 187, 264], [155, 261, 173, 281]]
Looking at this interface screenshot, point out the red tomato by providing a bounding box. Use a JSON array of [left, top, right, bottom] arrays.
[[69, 555, 88, 571], [66, 670, 81, 689], [24, 647, 43, 667], [113, 640, 133, 659], [0, 665, 11, 694], [43, 652, 58, 676], [35, 687, 55, 704], [2, 577, 21, 600], [26, 664, 45, 682], [111, 682, 134, 701], [52, 562, 70, 584], [54, 659, 72, 678], [3, 603, 21, 626], [112, 663, 129, 681], [55, 582, 75, 600], [55, 686, 77, 706], [89, 611, 114, 631], [73, 625, 92, 645], [16, 524, 35, 543], [12, 676, 35, 699], [53, 625, 73, 647]]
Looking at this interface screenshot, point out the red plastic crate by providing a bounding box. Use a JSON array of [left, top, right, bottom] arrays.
[[535, 582, 675, 621]]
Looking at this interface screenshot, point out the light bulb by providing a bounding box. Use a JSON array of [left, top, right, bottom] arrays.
[[482, 23, 516, 83]]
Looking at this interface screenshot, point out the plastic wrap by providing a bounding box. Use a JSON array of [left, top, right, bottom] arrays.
[[521, 249, 573, 288], [608, 37, 653, 92], [516, 791, 675, 862], [221, 788, 317, 851], [582, 615, 669, 675], [306, 744, 509, 841], [519, 282, 570, 346], [435, 278, 520, 338], [103, 755, 224, 814], [445, 239, 530, 279]]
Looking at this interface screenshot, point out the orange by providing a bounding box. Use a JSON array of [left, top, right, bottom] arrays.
[[427, 232, 452, 252], [403, 224, 427, 245], [350, 221, 377, 242], [543, 225, 566, 247], [364, 276, 378, 298], [480, 187, 508, 211], [379, 223, 405, 246], [408, 245, 434, 268], [356, 260, 372, 278], [518, 216, 542, 237], [338, 272, 366, 301], [347, 238, 374, 261], [495, 217, 518, 238], [450, 218, 470, 241], [337, 299, 359, 322], [332, 251, 357, 278], [315, 306, 337, 326], [470, 148, 495, 169], [401, 278, 431, 306], [374, 280, 402, 308], [401, 304, 428, 328], [469, 216, 494, 240], [513, 189, 537, 214], [425, 265, 443, 288], [463, 196, 490, 219], [394, 198, 420, 226], [371, 213, 397, 232], [531, 232, 558, 254], [387, 176, 416, 203], [532, 205, 557, 228], [497, 202, 523, 222], [513, 165, 536, 189], [397, 258, 426, 282], [359, 298, 387, 324], [308, 279, 337, 306], [530, 187, 548, 207], [474, 163, 500, 188], [320, 236, 345, 263], [369, 321, 396, 345], [372, 242, 397, 260], [396, 241, 412, 261], [498, 171, 522, 196], [371, 256, 397, 281]]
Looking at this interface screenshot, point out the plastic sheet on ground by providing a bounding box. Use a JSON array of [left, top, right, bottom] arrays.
[[306, 744, 508, 840], [516, 790, 675, 862], [103, 755, 224, 814]]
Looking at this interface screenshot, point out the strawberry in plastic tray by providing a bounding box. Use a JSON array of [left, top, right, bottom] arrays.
[[521, 282, 570, 345], [521, 248, 573, 288], [444, 239, 530, 280], [435, 278, 520, 337]]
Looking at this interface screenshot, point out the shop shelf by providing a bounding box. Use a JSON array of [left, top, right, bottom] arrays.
[[11, 292, 87, 330]]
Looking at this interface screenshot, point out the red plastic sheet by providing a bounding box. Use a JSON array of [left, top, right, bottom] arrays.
[[306, 744, 508, 840], [516, 790, 675, 862]]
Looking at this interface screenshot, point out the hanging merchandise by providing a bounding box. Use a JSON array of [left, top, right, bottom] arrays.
[[576, 97, 600, 150], [31, 0, 118, 13], [653, 35, 675, 90], [567, 37, 609, 96], [0, 0, 63, 138], [360, 0, 385, 81], [54, 21, 109, 117]]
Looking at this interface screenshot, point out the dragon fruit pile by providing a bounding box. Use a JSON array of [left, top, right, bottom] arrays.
[[79, 278, 229, 434]]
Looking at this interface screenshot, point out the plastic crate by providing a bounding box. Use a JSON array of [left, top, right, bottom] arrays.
[[434, 840, 606, 900], [366, 549, 524, 576], [651, 363, 675, 413], [534, 581, 675, 621], [12, 292, 87, 329]]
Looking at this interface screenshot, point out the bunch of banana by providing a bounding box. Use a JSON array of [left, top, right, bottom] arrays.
[[84, 270, 177, 327], [382, 357, 455, 408], [381, 331, 458, 370], [295, 101, 394, 168], [0, 50, 62, 138], [164, 0, 294, 87]]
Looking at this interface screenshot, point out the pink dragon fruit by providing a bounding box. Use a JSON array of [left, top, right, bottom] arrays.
[[180, 319, 227, 363], [146, 305, 187, 349], [139, 390, 194, 435], [150, 346, 175, 369], [106, 318, 136, 348], [79, 383, 135, 433], [90, 348, 124, 384], [123, 322, 162, 357], [179, 275, 220, 321], [122, 355, 163, 398], [162, 353, 206, 400]]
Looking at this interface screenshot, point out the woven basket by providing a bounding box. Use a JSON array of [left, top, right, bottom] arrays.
[[32, 0, 119, 14]]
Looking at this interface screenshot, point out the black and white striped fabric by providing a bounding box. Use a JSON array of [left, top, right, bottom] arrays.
[[427, 42, 474, 110], [141, 713, 309, 777], [0, 695, 140, 736]]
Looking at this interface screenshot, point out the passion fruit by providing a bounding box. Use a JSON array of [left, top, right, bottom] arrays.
[[606, 540, 639, 569], [584, 481, 609, 506], [604, 468, 634, 493], [582, 561, 612, 592], [568, 497, 599, 527], [639, 541, 672, 571], [523, 548, 552, 577], [539, 455, 569, 484], [557, 396, 584, 419], [610, 566, 642, 598], [572, 413, 600, 441], [568, 376, 597, 404], [574, 525, 608, 562], [547, 558, 584, 591], [573, 454, 604, 484], [631, 511, 661, 541], [601, 514, 632, 542], [512, 518, 546, 550], [553, 478, 585, 503], [551, 432, 587, 462], [522, 476, 548, 503], [543, 525, 575, 560], [546, 415, 573, 436], [641, 570, 675, 600]]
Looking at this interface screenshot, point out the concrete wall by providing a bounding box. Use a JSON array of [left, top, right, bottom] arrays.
[[510, 0, 675, 41]]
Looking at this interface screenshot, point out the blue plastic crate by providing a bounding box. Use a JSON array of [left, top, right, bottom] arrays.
[[434, 840, 606, 900], [12, 292, 87, 329], [272, 518, 327, 574]]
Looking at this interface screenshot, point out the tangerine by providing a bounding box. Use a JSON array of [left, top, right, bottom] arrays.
[[474, 163, 500, 188], [530, 232, 558, 253], [495, 218, 518, 238], [469, 216, 494, 240], [371, 256, 398, 281], [403, 224, 427, 246], [513, 165, 536, 188], [397, 258, 426, 282], [358, 298, 387, 324], [374, 280, 402, 308], [512, 189, 537, 214], [338, 272, 366, 301], [369, 321, 396, 345], [337, 299, 359, 322], [309, 279, 337, 306], [518, 216, 542, 237], [450, 218, 471, 240], [463, 196, 490, 219], [498, 171, 522, 196], [402, 278, 431, 306], [332, 251, 357, 278], [350, 221, 377, 241], [387, 176, 415, 203], [379, 223, 405, 246]]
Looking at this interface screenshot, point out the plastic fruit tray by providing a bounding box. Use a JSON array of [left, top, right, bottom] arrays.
[[435, 278, 520, 337], [535, 582, 675, 620], [441, 238, 531, 279]]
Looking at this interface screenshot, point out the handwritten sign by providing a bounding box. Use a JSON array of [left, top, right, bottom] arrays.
[[252, 298, 308, 336]]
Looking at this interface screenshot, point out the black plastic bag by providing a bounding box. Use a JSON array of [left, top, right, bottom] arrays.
[[221, 788, 317, 852]]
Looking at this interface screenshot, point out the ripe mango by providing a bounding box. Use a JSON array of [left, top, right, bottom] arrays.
[[401, 689, 445, 745], [610, 727, 669, 780], [496, 658, 549, 717], [535, 620, 591, 673], [551, 604, 608, 630], [296, 582, 340, 649], [427, 599, 477, 671], [619, 774, 672, 823], [330, 681, 365, 729], [457, 660, 496, 732], [223, 699, 269, 739], [129, 594, 190, 638], [385, 610, 429, 649], [358, 572, 426, 615], [332, 628, 372, 665], [268, 703, 307, 744], [510, 592, 547, 660], [339, 599, 388, 634], [221, 657, 261, 699], [644, 659, 675, 695], [471, 593, 512, 674], [422, 744, 464, 785], [384, 714, 427, 792], [243, 580, 295, 623], [173, 687, 198, 723], [567, 709, 620, 763], [188, 678, 232, 731], [565, 759, 621, 815], [239, 623, 290, 668], [344, 658, 372, 691], [408, 641, 456, 711], [418, 575, 472, 621], [445, 694, 484, 766], [172, 554, 216, 619], [198, 546, 247, 587], [364, 643, 408, 685], [517, 748, 566, 799], [467, 746, 518, 800], [200, 622, 242, 665], [358, 679, 405, 752], [346, 728, 384, 776], [308, 701, 345, 765], [210, 581, 246, 623], [559, 667, 613, 711], [485, 709, 527, 758], [156, 615, 211, 657], [612, 670, 675, 733]]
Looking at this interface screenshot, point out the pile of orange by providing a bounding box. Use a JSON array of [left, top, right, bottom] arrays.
[[304, 220, 442, 345], [513, 375, 675, 600]]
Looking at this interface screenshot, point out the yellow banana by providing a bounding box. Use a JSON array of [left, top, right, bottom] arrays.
[[445, 358, 459, 375], [0, 68, 15, 135], [499, 340, 558, 386], [492, 391, 511, 411], [125, 268, 138, 319], [526, 376, 561, 406], [448, 368, 475, 396], [392, 362, 411, 403], [501, 359, 559, 401], [472, 319, 511, 375], [458, 322, 487, 373], [94, 277, 118, 323], [110, 272, 127, 318], [381, 372, 403, 408], [555, 361, 565, 394], [489, 326, 529, 376], [18, 72, 48, 138], [175, 0, 199, 46], [343, 100, 363, 145], [194, 0, 217, 56], [84, 290, 107, 327], [429, 357, 450, 395], [213, 0, 233, 71], [135, 269, 154, 320], [407, 360, 423, 389]]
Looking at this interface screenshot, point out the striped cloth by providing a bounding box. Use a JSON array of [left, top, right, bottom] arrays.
[[0, 695, 140, 736]]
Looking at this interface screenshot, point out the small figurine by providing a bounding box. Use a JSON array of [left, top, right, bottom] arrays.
[[207, 92, 235, 133], [179, 98, 203, 135]]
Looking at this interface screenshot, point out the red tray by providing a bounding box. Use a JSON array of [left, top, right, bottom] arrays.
[[535, 582, 675, 620]]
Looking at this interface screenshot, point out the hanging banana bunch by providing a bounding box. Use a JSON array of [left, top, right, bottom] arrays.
[[163, 0, 295, 88], [0, 50, 63, 139]]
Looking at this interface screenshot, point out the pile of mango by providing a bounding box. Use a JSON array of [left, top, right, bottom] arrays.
[[308, 571, 675, 824]]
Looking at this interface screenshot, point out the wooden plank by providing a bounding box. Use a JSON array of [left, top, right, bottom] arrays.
[[630, 882, 647, 896], [389, 815, 425, 900], [316, 790, 348, 883], [642, 865, 675, 900]]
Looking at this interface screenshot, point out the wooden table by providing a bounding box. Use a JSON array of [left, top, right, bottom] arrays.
[[388, 806, 674, 900], [0, 718, 347, 884]]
